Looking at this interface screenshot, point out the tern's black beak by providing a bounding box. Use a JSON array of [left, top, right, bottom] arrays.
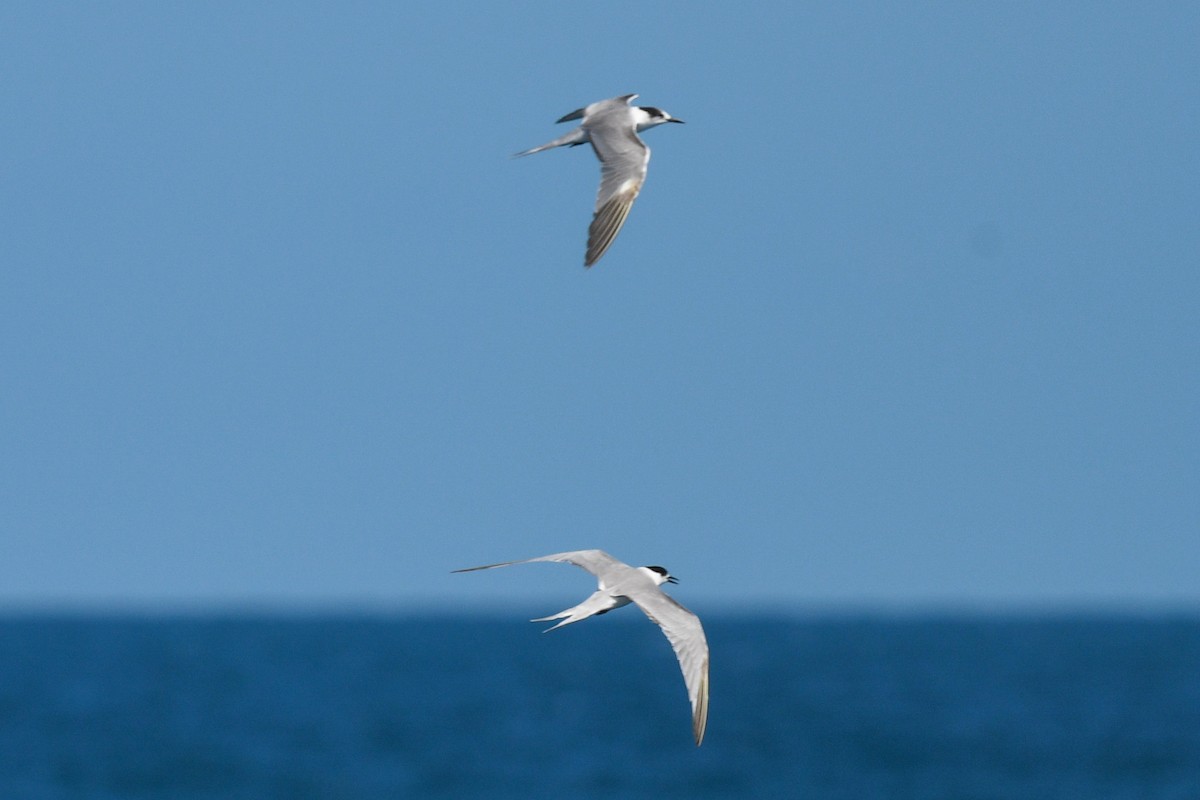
[[667, 576, 680, 584], [667, 118, 685, 124]]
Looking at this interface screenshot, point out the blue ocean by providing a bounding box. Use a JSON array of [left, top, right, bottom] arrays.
[[2, 614, 1197, 799]]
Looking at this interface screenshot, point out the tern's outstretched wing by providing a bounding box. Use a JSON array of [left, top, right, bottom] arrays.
[[452, 549, 626, 580], [582, 101, 650, 267], [630, 589, 710, 746]]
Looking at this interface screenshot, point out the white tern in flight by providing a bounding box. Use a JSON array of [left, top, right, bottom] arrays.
[[453, 548, 709, 745], [515, 94, 684, 267]]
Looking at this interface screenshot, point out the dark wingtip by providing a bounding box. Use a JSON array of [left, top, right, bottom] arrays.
[[555, 106, 586, 124]]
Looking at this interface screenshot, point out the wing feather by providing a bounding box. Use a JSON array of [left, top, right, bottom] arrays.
[[578, 101, 651, 266], [452, 549, 625, 579], [630, 590, 710, 745], [585, 188, 639, 266]]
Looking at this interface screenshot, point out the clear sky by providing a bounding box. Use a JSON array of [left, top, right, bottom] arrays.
[[2, 2, 1197, 612]]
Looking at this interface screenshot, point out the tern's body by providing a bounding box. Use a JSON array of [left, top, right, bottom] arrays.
[[516, 94, 684, 267], [453, 549, 709, 745]]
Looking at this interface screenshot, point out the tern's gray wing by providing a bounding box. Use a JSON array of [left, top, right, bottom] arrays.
[[558, 94, 636, 124], [630, 589, 710, 746], [582, 107, 650, 267], [452, 549, 627, 580]]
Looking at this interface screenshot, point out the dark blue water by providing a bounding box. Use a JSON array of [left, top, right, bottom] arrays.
[[1, 614, 1197, 799]]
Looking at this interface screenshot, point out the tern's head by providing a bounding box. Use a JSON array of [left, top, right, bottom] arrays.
[[634, 106, 685, 131], [643, 565, 679, 586]]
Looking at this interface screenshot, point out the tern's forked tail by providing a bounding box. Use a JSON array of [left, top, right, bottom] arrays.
[[530, 590, 629, 632], [513, 126, 588, 158]]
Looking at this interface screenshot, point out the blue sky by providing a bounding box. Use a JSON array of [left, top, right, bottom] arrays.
[[2, 2, 1197, 611]]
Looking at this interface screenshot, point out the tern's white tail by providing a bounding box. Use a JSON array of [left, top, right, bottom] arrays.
[[532, 590, 630, 632], [513, 127, 588, 158]]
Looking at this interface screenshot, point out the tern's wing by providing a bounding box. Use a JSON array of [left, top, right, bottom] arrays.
[[581, 109, 650, 267], [561, 93, 637, 124], [630, 589, 710, 746], [452, 549, 626, 580]]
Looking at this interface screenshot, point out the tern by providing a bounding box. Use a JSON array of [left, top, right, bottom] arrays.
[[453, 549, 710, 745], [515, 94, 684, 267]]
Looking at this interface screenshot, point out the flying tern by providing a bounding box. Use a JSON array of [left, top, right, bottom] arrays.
[[453, 548, 709, 745], [515, 94, 684, 267]]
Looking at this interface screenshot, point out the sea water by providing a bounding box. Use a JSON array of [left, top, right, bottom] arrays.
[[1, 614, 1197, 799]]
